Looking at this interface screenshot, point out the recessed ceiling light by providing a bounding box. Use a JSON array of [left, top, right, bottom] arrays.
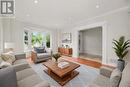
[[96, 5, 100, 8], [26, 14, 30, 17], [34, 0, 38, 4]]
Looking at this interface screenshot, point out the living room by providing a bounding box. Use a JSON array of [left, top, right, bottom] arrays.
[[0, 0, 130, 87]]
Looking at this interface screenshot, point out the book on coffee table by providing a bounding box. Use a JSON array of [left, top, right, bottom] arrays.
[[58, 62, 70, 69]]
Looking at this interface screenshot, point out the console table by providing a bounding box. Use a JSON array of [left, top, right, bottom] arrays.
[[58, 47, 72, 57]]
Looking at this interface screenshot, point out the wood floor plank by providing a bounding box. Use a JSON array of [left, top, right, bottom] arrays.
[[27, 56, 102, 68]]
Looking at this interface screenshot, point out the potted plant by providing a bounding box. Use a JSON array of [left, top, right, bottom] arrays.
[[113, 36, 130, 71], [53, 53, 61, 63]]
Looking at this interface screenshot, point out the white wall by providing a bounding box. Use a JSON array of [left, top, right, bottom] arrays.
[[0, 19, 3, 53], [59, 7, 130, 66], [80, 27, 102, 56], [2, 19, 12, 42], [12, 19, 24, 53], [2, 19, 58, 54], [2, 19, 25, 53]]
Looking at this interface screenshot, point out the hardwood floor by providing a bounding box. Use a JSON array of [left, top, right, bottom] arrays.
[[62, 57, 102, 68], [79, 53, 102, 63], [27, 56, 102, 68]]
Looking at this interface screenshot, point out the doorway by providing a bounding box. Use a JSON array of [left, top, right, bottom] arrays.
[[79, 27, 102, 63]]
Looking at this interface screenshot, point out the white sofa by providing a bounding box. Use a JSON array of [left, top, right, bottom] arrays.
[[89, 62, 130, 87]]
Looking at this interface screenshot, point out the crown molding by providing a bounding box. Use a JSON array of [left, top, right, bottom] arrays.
[[70, 6, 129, 30]]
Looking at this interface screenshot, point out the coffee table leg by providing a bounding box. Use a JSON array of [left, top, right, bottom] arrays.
[[48, 69, 51, 75], [70, 71, 74, 78]]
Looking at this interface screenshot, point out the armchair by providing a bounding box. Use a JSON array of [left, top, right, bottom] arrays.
[[31, 47, 52, 63]]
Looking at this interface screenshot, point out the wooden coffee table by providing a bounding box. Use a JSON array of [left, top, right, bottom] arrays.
[[43, 59, 80, 86]]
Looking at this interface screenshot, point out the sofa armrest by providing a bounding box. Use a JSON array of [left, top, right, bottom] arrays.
[[100, 66, 114, 78], [15, 53, 26, 60], [0, 67, 17, 87], [31, 51, 37, 63], [12, 63, 30, 72]]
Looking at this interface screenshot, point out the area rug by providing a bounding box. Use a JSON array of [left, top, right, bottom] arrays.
[[30, 63, 99, 87]]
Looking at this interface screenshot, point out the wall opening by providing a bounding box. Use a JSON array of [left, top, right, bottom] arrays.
[[78, 27, 102, 63], [75, 22, 108, 65]]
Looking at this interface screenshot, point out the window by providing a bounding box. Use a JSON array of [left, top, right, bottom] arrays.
[[24, 30, 29, 51], [31, 32, 50, 48]]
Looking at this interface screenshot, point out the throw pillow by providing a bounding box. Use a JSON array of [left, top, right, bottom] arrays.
[[0, 56, 3, 64], [110, 68, 122, 87], [34, 47, 46, 53], [0, 61, 12, 69], [1, 52, 16, 63]]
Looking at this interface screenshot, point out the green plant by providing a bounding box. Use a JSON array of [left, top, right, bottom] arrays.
[[113, 36, 130, 60], [53, 53, 61, 62], [31, 33, 43, 47], [46, 34, 50, 48]]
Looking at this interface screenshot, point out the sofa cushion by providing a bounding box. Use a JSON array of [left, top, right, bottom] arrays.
[[0, 61, 12, 68], [1, 52, 16, 63], [89, 75, 110, 87], [15, 53, 26, 60], [18, 75, 49, 87], [13, 59, 28, 65], [13, 63, 30, 72], [110, 68, 122, 87], [37, 53, 51, 59], [0, 67, 17, 87], [119, 63, 130, 87], [34, 47, 46, 53], [16, 68, 36, 81]]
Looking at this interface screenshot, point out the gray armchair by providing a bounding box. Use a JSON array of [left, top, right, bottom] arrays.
[[31, 47, 52, 63]]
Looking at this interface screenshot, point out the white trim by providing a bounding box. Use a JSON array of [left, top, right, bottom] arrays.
[[129, 1, 130, 13], [24, 26, 51, 33], [0, 21, 3, 53], [75, 21, 108, 65]]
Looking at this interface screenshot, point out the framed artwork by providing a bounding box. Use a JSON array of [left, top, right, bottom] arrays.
[[62, 33, 72, 43]]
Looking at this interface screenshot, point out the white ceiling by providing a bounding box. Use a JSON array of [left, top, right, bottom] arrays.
[[15, 0, 128, 29]]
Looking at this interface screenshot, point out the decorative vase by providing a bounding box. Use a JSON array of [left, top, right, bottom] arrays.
[[55, 59, 58, 63], [117, 59, 125, 72]]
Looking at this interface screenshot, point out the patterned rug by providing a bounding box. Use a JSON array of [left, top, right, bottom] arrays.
[[30, 63, 99, 87]]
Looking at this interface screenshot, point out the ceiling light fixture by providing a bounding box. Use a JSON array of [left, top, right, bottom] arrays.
[[96, 0, 100, 8], [96, 5, 100, 8], [26, 14, 30, 17], [34, 0, 38, 4]]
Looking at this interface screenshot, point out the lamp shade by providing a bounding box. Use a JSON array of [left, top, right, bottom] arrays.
[[4, 42, 14, 49]]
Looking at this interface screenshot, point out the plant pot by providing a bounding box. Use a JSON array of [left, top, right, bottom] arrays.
[[117, 59, 125, 72], [53, 58, 58, 63], [55, 59, 58, 63]]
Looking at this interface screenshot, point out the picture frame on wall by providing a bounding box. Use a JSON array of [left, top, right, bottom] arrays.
[[62, 33, 72, 43]]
